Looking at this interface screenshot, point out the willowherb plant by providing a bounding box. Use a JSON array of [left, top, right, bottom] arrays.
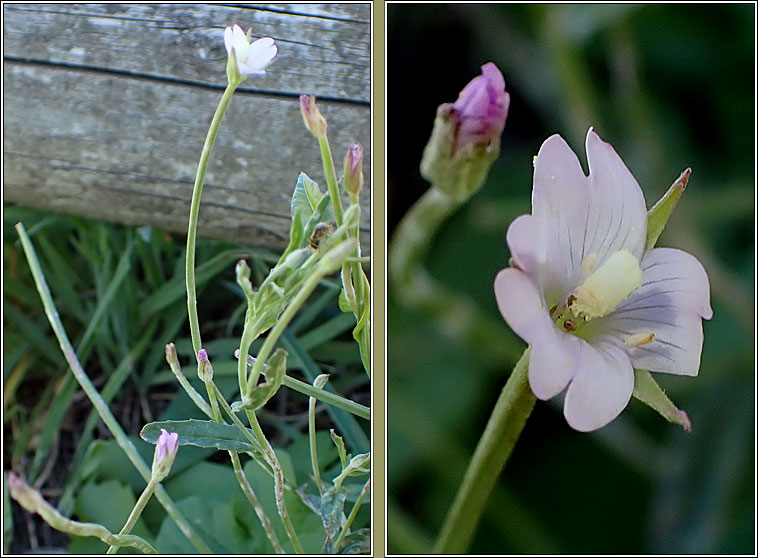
[[12, 22, 370, 555]]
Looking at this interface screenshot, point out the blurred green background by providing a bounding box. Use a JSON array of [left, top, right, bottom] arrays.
[[387, 3, 754, 554]]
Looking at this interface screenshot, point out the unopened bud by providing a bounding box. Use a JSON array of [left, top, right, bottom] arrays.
[[300, 94, 327, 138], [452, 62, 509, 154], [165, 343, 180, 374], [151, 428, 178, 481], [343, 143, 364, 198], [197, 349, 214, 382], [420, 62, 509, 202]]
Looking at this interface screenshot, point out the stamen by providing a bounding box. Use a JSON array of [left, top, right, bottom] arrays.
[[563, 319, 577, 332], [624, 332, 655, 347]]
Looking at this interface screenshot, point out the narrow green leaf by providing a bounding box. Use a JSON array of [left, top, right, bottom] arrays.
[[632, 369, 691, 431], [646, 168, 691, 250], [140, 419, 260, 453]]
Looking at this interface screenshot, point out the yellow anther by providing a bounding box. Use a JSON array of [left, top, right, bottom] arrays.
[[625, 332, 656, 347]]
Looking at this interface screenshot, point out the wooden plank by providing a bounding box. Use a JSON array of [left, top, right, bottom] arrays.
[[3, 4, 370, 254], [2, 3, 370, 101]]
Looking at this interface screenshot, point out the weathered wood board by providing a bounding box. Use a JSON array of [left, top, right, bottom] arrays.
[[3, 3, 371, 253]]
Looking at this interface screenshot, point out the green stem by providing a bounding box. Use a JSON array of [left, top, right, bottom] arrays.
[[236, 351, 370, 419], [334, 479, 370, 552], [308, 388, 323, 496], [204, 380, 222, 422], [245, 409, 305, 554], [106, 478, 158, 554], [245, 263, 331, 396], [433, 348, 535, 554], [318, 134, 344, 226], [8, 473, 157, 554], [238, 307, 257, 398], [186, 82, 237, 355], [167, 355, 213, 419], [389, 186, 522, 363], [15, 223, 211, 554]]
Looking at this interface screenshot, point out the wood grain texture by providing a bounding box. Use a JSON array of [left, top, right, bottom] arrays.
[[4, 3, 371, 253]]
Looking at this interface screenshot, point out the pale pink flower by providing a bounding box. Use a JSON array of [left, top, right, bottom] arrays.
[[452, 62, 510, 153], [495, 128, 712, 432], [224, 24, 277, 76]]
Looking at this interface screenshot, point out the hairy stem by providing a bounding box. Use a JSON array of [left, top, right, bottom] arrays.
[[106, 478, 158, 554]]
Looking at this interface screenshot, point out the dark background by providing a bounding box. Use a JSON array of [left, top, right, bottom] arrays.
[[387, 4, 754, 554]]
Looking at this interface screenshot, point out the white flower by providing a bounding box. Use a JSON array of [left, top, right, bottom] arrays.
[[494, 128, 712, 432], [224, 24, 277, 76]]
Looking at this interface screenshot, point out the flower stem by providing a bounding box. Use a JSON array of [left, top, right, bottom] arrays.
[[185, 82, 237, 423], [433, 347, 535, 554], [308, 390, 323, 496], [186, 82, 237, 355], [15, 222, 211, 554], [106, 478, 158, 554], [245, 408, 305, 554], [317, 134, 344, 227], [389, 186, 522, 362], [245, 259, 335, 397]]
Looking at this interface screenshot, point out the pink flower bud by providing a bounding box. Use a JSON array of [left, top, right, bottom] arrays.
[[343, 143, 364, 197], [300, 94, 328, 138], [452, 62, 510, 153], [197, 349, 213, 382]]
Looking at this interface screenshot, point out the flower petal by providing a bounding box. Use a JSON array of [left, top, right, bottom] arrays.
[[584, 129, 647, 262], [528, 325, 583, 400], [224, 26, 234, 56], [506, 214, 570, 303], [532, 133, 589, 281], [563, 337, 634, 432], [241, 37, 277, 74], [532, 130, 647, 285], [232, 24, 249, 58], [494, 267, 550, 345], [598, 247, 711, 376]]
